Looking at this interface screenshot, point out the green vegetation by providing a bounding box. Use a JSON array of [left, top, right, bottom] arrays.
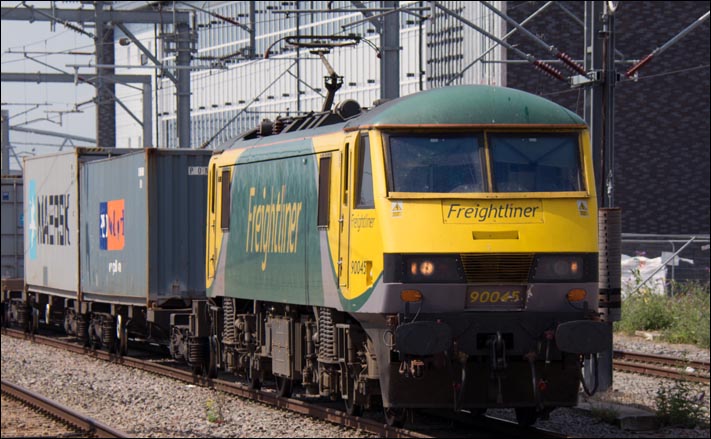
[[615, 275, 710, 348], [655, 380, 707, 428], [205, 396, 224, 424]]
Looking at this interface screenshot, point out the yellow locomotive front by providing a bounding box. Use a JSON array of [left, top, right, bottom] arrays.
[[342, 86, 610, 425]]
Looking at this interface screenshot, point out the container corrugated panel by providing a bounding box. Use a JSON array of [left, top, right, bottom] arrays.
[[1, 176, 23, 279], [24, 149, 128, 297], [80, 149, 211, 306]]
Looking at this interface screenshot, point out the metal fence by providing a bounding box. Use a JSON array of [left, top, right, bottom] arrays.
[[621, 234, 710, 296]]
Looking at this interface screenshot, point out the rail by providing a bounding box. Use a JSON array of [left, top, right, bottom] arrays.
[[1, 379, 129, 438], [612, 350, 710, 384]]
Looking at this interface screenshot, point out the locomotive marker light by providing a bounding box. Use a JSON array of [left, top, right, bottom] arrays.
[[566, 289, 587, 303], [399, 290, 422, 303]]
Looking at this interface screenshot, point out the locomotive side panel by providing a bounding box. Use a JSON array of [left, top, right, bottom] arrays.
[[207, 136, 331, 306], [224, 151, 322, 305], [207, 129, 383, 310]]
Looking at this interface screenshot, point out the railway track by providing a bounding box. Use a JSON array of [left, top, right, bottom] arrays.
[[1, 327, 567, 438], [613, 350, 710, 384], [1, 379, 128, 438]]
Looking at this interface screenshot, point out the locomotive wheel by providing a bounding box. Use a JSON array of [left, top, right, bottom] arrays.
[[246, 357, 261, 390], [515, 407, 538, 426], [344, 390, 363, 417], [343, 369, 363, 417], [206, 335, 218, 379], [275, 376, 293, 398], [383, 407, 407, 428]]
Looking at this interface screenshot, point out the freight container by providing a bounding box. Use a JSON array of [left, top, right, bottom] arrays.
[[24, 149, 127, 298], [1, 175, 23, 287], [80, 148, 211, 306]]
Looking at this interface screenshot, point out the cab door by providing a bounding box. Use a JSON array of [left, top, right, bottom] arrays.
[[338, 135, 357, 290], [206, 163, 218, 281]]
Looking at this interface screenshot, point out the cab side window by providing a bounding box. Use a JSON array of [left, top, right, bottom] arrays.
[[220, 168, 231, 230], [355, 134, 374, 209], [317, 155, 331, 228]]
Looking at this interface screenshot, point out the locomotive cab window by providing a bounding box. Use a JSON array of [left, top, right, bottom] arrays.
[[387, 134, 484, 193], [489, 134, 583, 193]]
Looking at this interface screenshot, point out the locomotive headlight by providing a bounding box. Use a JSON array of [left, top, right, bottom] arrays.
[[532, 255, 585, 281], [395, 254, 465, 283], [410, 262, 418, 276], [410, 260, 436, 277], [420, 260, 435, 276]]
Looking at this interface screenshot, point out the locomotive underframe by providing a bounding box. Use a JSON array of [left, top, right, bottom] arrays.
[[182, 292, 605, 417], [360, 310, 597, 410]]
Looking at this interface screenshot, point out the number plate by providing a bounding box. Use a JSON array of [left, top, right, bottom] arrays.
[[466, 286, 526, 310]]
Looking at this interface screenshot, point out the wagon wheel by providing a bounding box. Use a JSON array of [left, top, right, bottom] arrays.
[[515, 407, 538, 426], [114, 315, 128, 357], [88, 321, 101, 351], [383, 407, 408, 428], [77, 314, 91, 348], [275, 376, 293, 398], [30, 307, 39, 335]]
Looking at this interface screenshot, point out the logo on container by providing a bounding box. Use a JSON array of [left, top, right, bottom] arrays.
[[100, 199, 125, 251]]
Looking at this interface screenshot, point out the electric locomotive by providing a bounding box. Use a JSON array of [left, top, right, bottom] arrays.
[[195, 84, 610, 426]]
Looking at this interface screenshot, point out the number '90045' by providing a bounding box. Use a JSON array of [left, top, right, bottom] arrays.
[[469, 290, 521, 304]]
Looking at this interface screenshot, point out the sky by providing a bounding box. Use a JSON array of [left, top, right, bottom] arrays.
[[1, 1, 97, 172]]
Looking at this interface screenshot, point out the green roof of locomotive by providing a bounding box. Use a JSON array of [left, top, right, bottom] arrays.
[[345, 85, 586, 129], [219, 85, 587, 150]]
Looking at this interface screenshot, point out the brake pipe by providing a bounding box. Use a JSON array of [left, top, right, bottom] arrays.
[[626, 10, 709, 78]]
